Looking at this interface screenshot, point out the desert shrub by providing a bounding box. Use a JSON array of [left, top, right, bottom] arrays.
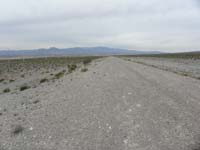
[[68, 64, 77, 73], [55, 70, 65, 79], [33, 99, 40, 104], [83, 59, 92, 65], [179, 72, 189, 77], [20, 85, 30, 91], [21, 74, 25, 78], [12, 125, 24, 135], [81, 68, 88, 72], [0, 79, 5, 83], [40, 78, 49, 83], [13, 113, 18, 117], [9, 79, 15, 83], [3, 88, 10, 93]]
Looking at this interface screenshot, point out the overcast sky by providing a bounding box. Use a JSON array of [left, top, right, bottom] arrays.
[[0, 0, 200, 52]]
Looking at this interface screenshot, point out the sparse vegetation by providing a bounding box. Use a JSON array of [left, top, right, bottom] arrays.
[[83, 58, 92, 65], [40, 78, 49, 83], [0, 56, 100, 77], [13, 113, 18, 117], [81, 68, 88, 72], [3, 88, 10, 93], [33, 99, 40, 104], [55, 70, 66, 79], [68, 64, 77, 73], [180, 72, 189, 76], [0, 79, 5, 83], [20, 85, 30, 91], [9, 79, 15, 83], [120, 52, 200, 59], [121, 54, 200, 80], [12, 125, 24, 135], [0, 56, 101, 91]]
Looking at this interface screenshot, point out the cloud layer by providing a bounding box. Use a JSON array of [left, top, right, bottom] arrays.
[[0, 0, 200, 52]]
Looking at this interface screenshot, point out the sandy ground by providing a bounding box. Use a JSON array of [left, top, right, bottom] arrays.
[[0, 57, 200, 150]]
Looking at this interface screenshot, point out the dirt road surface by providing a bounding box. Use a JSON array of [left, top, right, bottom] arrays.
[[1, 57, 200, 150]]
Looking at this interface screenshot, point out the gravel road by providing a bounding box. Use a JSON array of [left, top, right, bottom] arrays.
[[1, 57, 200, 150]]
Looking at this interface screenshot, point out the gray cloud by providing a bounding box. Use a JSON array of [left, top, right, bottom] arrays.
[[0, 0, 200, 52]]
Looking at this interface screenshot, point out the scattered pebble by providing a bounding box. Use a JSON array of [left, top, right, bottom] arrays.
[[13, 113, 18, 117], [123, 139, 128, 144], [135, 124, 140, 128], [136, 104, 141, 107], [29, 127, 33, 131]]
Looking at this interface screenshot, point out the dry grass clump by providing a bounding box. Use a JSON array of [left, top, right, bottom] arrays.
[[0, 79, 5, 83], [81, 68, 88, 72], [9, 79, 15, 83], [33, 99, 40, 104], [68, 64, 77, 73], [21, 74, 25, 78], [20, 85, 30, 91], [12, 125, 24, 135], [83, 58, 92, 65], [55, 70, 66, 79], [3, 88, 10, 93], [40, 78, 49, 83]]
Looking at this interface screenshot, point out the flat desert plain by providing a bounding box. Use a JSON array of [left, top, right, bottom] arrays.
[[0, 56, 200, 150]]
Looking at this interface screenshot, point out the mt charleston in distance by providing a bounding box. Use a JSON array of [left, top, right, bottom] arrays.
[[0, 47, 162, 57]]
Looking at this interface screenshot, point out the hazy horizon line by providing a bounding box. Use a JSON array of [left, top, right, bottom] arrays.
[[1, 46, 199, 53]]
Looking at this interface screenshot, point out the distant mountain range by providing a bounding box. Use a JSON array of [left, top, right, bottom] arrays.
[[0, 47, 162, 57]]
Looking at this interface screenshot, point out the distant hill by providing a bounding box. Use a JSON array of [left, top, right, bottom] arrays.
[[0, 47, 162, 57]]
